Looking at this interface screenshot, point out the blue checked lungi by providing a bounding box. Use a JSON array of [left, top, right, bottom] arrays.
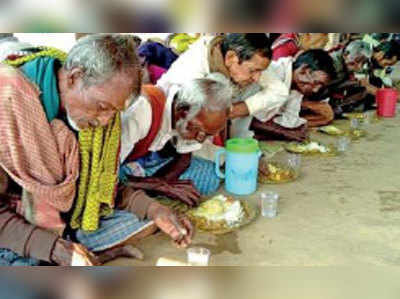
[[120, 152, 221, 196], [0, 210, 152, 265], [0, 248, 40, 266], [75, 210, 153, 252]]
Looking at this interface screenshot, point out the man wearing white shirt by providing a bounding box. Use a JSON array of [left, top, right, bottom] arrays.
[[158, 33, 308, 141], [121, 73, 232, 207]]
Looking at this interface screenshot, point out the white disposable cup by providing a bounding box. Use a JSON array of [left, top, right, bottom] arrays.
[[337, 136, 351, 152], [260, 191, 279, 218], [350, 118, 360, 129], [187, 247, 211, 266]]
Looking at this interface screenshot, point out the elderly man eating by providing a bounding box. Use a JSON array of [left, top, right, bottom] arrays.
[[158, 33, 307, 142], [0, 34, 193, 266], [120, 73, 232, 207]]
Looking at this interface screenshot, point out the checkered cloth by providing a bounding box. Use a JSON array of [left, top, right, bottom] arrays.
[[76, 210, 153, 252], [179, 157, 221, 196], [0, 210, 152, 265], [0, 249, 40, 266], [120, 152, 221, 196]]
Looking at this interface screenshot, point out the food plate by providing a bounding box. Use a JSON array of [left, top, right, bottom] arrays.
[[187, 197, 258, 235], [258, 161, 299, 184], [347, 128, 367, 140], [342, 112, 366, 120], [318, 125, 345, 136], [342, 112, 381, 123], [259, 142, 285, 155], [285, 141, 338, 156], [158, 195, 258, 235]]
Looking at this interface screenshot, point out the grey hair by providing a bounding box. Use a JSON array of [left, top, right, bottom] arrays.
[[344, 40, 373, 61], [64, 34, 139, 87], [175, 73, 233, 125]]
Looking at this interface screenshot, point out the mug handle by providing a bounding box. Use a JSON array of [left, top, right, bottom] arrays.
[[215, 149, 226, 179]]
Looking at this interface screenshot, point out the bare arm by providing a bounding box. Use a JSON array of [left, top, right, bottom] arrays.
[[152, 143, 192, 181], [229, 102, 251, 119], [125, 177, 200, 207], [0, 204, 59, 262], [301, 101, 334, 127], [251, 119, 308, 142]]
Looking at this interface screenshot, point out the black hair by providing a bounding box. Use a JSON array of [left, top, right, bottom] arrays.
[[371, 33, 391, 42], [221, 33, 272, 62], [293, 49, 337, 80], [374, 40, 400, 59]]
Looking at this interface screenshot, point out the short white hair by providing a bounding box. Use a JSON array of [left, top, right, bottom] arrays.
[[64, 34, 139, 87], [344, 40, 373, 61], [175, 73, 233, 123]]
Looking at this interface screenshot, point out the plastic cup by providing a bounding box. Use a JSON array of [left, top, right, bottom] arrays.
[[260, 191, 279, 218], [350, 118, 360, 129], [287, 154, 302, 173], [376, 88, 398, 117], [363, 112, 372, 125], [187, 247, 211, 266], [337, 136, 351, 152]]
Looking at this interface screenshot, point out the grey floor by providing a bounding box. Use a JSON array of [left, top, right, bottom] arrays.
[[109, 115, 400, 266]]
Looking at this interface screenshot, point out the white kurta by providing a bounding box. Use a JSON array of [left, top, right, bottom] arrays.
[[120, 91, 202, 163], [157, 37, 306, 138]]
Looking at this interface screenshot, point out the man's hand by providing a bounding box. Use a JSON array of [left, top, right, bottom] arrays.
[[147, 202, 194, 248], [359, 78, 378, 95], [229, 102, 250, 119], [160, 180, 201, 207], [126, 177, 201, 207], [251, 119, 308, 143], [51, 239, 101, 266]]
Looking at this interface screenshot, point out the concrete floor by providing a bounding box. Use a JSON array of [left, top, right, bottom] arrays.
[[109, 115, 400, 266]]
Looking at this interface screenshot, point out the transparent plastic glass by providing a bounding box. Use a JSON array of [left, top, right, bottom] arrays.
[[187, 247, 211, 266], [260, 191, 279, 218]]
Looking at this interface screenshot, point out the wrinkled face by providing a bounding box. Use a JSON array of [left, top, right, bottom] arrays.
[[373, 51, 398, 68], [225, 51, 270, 88], [176, 108, 228, 143], [293, 65, 330, 96], [344, 54, 368, 73], [62, 68, 141, 129]]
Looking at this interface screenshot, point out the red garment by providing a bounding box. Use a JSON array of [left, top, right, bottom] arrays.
[[272, 33, 299, 61], [147, 64, 167, 84], [127, 85, 167, 161], [212, 135, 225, 147]]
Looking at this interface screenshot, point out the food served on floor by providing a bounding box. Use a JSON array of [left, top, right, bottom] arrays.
[[189, 194, 245, 228], [286, 141, 331, 154], [318, 125, 344, 136], [258, 161, 297, 184]]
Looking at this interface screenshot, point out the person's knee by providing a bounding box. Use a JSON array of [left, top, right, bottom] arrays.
[[325, 105, 335, 123]]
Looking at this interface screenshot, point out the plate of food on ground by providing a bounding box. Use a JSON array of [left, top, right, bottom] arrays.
[[347, 128, 367, 140], [258, 160, 299, 184], [259, 142, 285, 156], [342, 112, 380, 123], [285, 141, 337, 156], [164, 194, 257, 235], [187, 194, 258, 234], [342, 112, 367, 120], [318, 125, 345, 136]]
